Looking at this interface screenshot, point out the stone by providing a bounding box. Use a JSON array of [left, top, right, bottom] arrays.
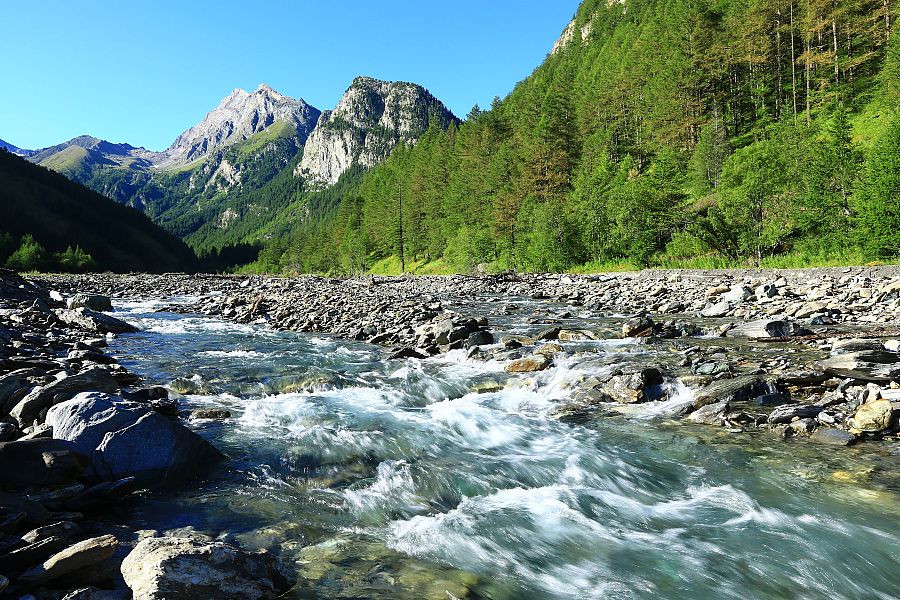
[[602, 369, 664, 404], [721, 285, 752, 303], [17, 534, 118, 589], [536, 327, 562, 341], [0, 422, 17, 442], [67, 294, 113, 313], [0, 439, 88, 489], [810, 428, 857, 446], [505, 355, 552, 373], [0, 575, 6, 594], [21, 521, 82, 545], [622, 316, 653, 338], [700, 301, 731, 318], [0, 536, 71, 574], [120, 537, 294, 600], [466, 330, 495, 348], [63, 478, 138, 512], [93, 411, 225, 482], [694, 376, 780, 409], [688, 400, 729, 425], [62, 588, 131, 600], [767, 404, 822, 424], [46, 393, 149, 456], [190, 408, 232, 421], [10, 367, 119, 428], [817, 351, 900, 383], [727, 320, 812, 338], [54, 308, 138, 335], [557, 329, 597, 341], [849, 399, 894, 433]]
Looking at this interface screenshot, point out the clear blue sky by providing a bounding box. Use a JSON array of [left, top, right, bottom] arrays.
[[1, 1, 579, 151]]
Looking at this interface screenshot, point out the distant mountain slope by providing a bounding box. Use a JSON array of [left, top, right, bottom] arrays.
[[0, 149, 196, 272], [0, 138, 34, 157], [298, 76, 459, 185]]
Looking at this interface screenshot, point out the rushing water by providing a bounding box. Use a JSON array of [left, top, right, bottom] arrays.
[[106, 297, 900, 600]]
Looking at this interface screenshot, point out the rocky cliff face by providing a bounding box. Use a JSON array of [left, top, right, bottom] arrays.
[[297, 76, 458, 185], [158, 84, 320, 169]]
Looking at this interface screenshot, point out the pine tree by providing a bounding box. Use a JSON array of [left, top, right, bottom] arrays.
[[853, 116, 900, 258]]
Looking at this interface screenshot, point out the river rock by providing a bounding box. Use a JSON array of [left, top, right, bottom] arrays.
[[810, 428, 857, 446], [727, 320, 812, 338], [688, 400, 729, 425], [17, 534, 118, 589], [557, 329, 597, 341], [700, 301, 731, 318], [120, 537, 294, 600], [849, 399, 894, 432], [46, 393, 150, 456], [818, 351, 900, 383], [53, 308, 138, 335], [0, 575, 6, 593], [93, 411, 225, 482], [62, 588, 132, 600], [602, 369, 664, 404], [694, 376, 780, 409], [0, 536, 71, 574], [21, 521, 82, 545], [0, 439, 88, 489], [67, 294, 113, 313], [767, 403, 822, 424], [505, 355, 552, 373], [10, 367, 119, 428], [622, 316, 653, 338]]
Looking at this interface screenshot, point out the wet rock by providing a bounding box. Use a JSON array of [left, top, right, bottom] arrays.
[[46, 393, 150, 456], [694, 376, 780, 409], [505, 355, 552, 373], [93, 411, 225, 482], [0, 439, 88, 489], [849, 399, 894, 433], [622, 316, 653, 338], [67, 294, 113, 313], [536, 327, 561, 341], [10, 367, 119, 428], [688, 400, 729, 425], [191, 408, 232, 421], [120, 537, 294, 600], [727, 320, 811, 338], [387, 347, 428, 360], [534, 342, 563, 357], [817, 351, 900, 383], [810, 428, 857, 446], [557, 329, 597, 341], [602, 369, 664, 404], [767, 403, 822, 424], [753, 393, 789, 407], [53, 309, 138, 335], [17, 534, 118, 590], [63, 477, 138, 512], [466, 330, 494, 348]]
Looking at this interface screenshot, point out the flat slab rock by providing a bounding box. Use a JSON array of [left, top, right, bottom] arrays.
[[817, 351, 900, 383]]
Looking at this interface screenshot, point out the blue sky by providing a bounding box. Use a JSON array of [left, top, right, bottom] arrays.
[[1, 1, 578, 151]]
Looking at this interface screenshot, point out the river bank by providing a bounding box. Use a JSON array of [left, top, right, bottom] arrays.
[[4, 267, 898, 598]]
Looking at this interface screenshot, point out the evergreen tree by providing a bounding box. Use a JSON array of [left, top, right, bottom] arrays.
[[6, 235, 51, 272], [853, 116, 900, 259]]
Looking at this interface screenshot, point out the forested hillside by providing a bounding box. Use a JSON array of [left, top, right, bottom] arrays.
[[0, 150, 197, 272], [263, 0, 899, 274]]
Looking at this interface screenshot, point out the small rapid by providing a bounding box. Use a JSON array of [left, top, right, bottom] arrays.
[[107, 302, 900, 600]]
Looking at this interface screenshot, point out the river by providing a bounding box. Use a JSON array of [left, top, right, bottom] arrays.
[[105, 296, 900, 600]]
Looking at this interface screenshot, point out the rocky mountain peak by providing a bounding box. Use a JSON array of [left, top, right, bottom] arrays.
[[297, 76, 458, 185], [158, 85, 321, 169]]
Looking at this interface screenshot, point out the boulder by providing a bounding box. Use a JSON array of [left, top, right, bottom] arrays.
[[700, 301, 731, 318], [0, 439, 88, 489], [505, 354, 552, 373], [46, 393, 149, 456], [817, 351, 900, 383], [602, 369, 664, 404], [10, 367, 119, 428], [54, 308, 138, 335], [0, 536, 71, 574], [810, 428, 857, 446], [67, 294, 113, 313], [62, 588, 131, 600], [622, 316, 653, 338], [767, 403, 822, 424], [688, 400, 729, 425], [536, 327, 562, 341], [120, 537, 294, 600], [694, 376, 780, 409], [466, 330, 495, 348], [557, 329, 597, 342], [727, 320, 812, 339], [849, 399, 894, 433], [17, 535, 118, 590], [93, 411, 224, 482]]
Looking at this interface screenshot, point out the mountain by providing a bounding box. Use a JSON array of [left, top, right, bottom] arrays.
[[298, 76, 459, 185], [157, 84, 320, 169], [27, 135, 159, 178], [258, 0, 900, 274], [0, 139, 34, 157], [0, 149, 196, 272]]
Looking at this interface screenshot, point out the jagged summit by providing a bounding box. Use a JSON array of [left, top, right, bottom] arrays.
[[158, 84, 321, 168], [298, 76, 459, 185]]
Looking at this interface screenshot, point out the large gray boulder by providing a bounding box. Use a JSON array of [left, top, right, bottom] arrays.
[[54, 308, 138, 335], [46, 393, 149, 456], [817, 351, 900, 383], [67, 294, 114, 312], [10, 367, 119, 428], [46, 392, 223, 483], [0, 438, 88, 489], [120, 537, 294, 599], [93, 411, 225, 482]]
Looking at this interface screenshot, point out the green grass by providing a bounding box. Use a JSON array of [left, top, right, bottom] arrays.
[[368, 255, 454, 276], [851, 98, 893, 150], [40, 146, 89, 174], [237, 121, 295, 157]]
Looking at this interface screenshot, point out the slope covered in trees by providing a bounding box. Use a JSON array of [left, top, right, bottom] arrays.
[[0, 150, 197, 272], [260, 0, 899, 274]]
